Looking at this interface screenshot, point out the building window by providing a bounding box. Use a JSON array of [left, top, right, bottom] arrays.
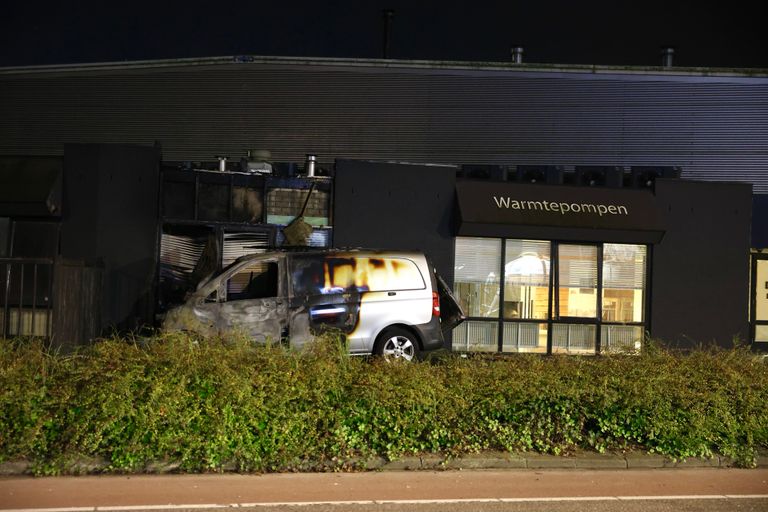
[[557, 244, 598, 319], [453, 237, 647, 354], [453, 238, 501, 351], [752, 256, 768, 343], [601, 243, 647, 353], [453, 238, 501, 318], [504, 239, 550, 320]]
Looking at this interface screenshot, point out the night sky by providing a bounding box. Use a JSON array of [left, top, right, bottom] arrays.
[[1, 1, 766, 69]]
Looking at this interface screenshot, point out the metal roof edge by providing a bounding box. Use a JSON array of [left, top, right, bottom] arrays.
[[336, 159, 458, 169], [1, 54, 767, 81], [656, 177, 754, 190]]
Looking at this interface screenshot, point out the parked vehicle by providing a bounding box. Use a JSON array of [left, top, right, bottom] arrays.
[[162, 249, 464, 360]]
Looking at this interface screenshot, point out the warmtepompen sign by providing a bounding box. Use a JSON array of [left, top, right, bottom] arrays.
[[492, 196, 630, 217], [455, 180, 665, 242]]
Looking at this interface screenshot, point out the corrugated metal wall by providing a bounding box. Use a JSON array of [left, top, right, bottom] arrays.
[[2, 58, 767, 191]]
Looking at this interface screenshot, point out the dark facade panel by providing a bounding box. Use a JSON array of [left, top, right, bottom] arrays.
[[1, 60, 767, 191], [61, 143, 160, 331], [651, 179, 752, 347], [332, 160, 457, 285]]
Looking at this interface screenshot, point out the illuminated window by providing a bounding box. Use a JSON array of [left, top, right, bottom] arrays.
[[453, 238, 647, 355], [753, 257, 768, 343], [453, 238, 501, 318]]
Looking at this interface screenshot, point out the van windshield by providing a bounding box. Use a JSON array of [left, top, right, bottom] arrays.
[[291, 255, 425, 296]]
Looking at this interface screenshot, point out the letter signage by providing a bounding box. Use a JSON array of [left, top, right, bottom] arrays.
[[456, 181, 664, 241]]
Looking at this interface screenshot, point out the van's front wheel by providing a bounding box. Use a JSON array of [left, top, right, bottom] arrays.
[[374, 327, 420, 362]]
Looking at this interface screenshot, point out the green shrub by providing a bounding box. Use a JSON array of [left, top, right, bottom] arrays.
[[1, 334, 766, 474]]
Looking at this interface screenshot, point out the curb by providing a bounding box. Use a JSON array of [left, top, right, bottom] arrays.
[[1, 451, 765, 476], [372, 452, 755, 471]]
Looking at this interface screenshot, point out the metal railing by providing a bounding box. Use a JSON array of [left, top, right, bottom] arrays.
[[1, 258, 54, 339]]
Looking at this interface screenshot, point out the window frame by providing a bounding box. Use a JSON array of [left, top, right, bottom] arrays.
[[453, 237, 650, 354], [202, 255, 284, 304], [225, 260, 280, 302], [751, 253, 768, 346]]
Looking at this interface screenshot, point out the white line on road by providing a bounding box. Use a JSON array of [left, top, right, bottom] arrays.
[[3, 495, 768, 512]]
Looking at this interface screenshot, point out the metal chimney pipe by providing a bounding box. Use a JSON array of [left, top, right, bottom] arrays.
[[216, 156, 228, 172], [661, 47, 675, 68], [511, 46, 524, 64], [305, 154, 317, 177], [382, 9, 394, 59]]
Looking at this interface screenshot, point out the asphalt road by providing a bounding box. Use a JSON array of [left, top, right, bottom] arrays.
[[2, 468, 767, 512]]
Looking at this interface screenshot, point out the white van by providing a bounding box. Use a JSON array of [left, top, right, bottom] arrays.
[[162, 249, 464, 360]]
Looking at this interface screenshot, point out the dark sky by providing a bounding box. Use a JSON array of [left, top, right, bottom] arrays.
[[1, 1, 765, 68]]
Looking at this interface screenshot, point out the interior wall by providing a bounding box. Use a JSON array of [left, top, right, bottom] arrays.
[[752, 195, 768, 249], [9, 221, 59, 257], [0, 217, 9, 257]]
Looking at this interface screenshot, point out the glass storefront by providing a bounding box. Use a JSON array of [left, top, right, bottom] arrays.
[[453, 237, 647, 354], [753, 258, 768, 343]]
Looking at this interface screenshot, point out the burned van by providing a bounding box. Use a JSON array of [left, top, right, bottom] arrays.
[[162, 249, 464, 360]]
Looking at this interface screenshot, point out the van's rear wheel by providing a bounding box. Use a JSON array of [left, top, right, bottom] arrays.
[[374, 327, 419, 362]]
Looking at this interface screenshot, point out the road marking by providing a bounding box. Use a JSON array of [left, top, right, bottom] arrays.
[[3, 495, 768, 512]]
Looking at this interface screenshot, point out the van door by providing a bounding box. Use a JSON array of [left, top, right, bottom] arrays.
[[287, 254, 362, 350], [435, 271, 465, 336], [203, 257, 288, 343]]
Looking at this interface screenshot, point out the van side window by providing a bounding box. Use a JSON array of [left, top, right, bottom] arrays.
[[362, 258, 425, 291], [291, 256, 425, 295], [291, 256, 326, 296], [226, 261, 278, 301]]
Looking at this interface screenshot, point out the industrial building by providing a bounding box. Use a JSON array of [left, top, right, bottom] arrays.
[[0, 55, 766, 351]]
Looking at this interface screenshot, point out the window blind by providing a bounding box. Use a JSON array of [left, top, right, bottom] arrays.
[[455, 237, 501, 283], [159, 232, 207, 281], [504, 239, 551, 287], [558, 244, 598, 288], [222, 231, 270, 267], [603, 244, 646, 289]]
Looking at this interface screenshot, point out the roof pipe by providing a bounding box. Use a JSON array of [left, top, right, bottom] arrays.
[[661, 47, 675, 68], [382, 9, 394, 59], [511, 46, 524, 64]]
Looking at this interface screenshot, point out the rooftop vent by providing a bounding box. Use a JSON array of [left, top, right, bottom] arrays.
[[382, 9, 394, 59], [631, 166, 682, 188], [246, 149, 273, 174], [661, 47, 675, 68], [511, 46, 524, 64]]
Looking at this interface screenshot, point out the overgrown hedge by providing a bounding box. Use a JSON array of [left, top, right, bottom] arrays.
[[1, 333, 766, 474]]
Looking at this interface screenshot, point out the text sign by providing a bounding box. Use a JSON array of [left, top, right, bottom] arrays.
[[456, 181, 663, 232]]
